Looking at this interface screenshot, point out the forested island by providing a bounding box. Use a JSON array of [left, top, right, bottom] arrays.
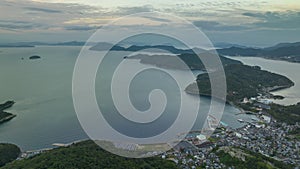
[[0, 101, 16, 125]]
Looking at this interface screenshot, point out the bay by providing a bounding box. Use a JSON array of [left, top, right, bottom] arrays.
[[0, 46, 246, 151], [230, 57, 300, 105]]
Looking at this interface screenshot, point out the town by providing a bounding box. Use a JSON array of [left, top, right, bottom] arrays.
[[163, 96, 300, 169], [163, 121, 300, 169]]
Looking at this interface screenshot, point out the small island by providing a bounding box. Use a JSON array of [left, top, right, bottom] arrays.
[[29, 55, 41, 60], [0, 101, 16, 124]]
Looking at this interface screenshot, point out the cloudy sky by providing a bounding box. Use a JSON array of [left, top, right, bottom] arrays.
[[0, 0, 300, 46]]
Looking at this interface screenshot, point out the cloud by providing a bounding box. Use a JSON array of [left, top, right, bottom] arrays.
[[243, 11, 300, 29], [243, 12, 276, 18], [193, 20, 250, 31], [0, 20, 44, 30], [64, 25, 101, 31], [193, 11, 300, 32], [0, 0, 105, 32], [24, 7, 62, 13], [114, 5, 155, 15], [0, 0, 299, 46], [141, 16, 171, 23]]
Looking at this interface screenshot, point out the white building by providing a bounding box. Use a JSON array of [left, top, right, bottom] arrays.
[[262, 115, 271, 123]]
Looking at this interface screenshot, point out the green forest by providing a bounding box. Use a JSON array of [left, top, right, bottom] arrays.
[[1, 141, 178, 169], [0, 143, 21, 167]]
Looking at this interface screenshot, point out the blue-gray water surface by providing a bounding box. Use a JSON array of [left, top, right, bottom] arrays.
[[0, 46, 249, 151]]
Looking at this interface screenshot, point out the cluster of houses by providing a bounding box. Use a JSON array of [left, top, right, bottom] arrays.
[[242, 95, 272, 110], [215, 122, 300, 165], [164, 120, 300, 168]]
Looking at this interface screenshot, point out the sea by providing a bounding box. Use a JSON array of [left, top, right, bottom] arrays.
[[0, 46, 297, 151]]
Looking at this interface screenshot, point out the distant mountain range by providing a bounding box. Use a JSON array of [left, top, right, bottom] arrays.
[[217, 42, 300, 63], [90, 42, 207, 54], [213, 42, 248, 49], [1, 41, 299, 63], [90, 41, 300, 63], [0, 41, 94, 47]]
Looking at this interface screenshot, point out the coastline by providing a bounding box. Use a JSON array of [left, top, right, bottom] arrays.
[[0, 101, 16, 125], [228, 56, 300, 105], [185, 83, 293, 115], [0, 114, 16, 124], [223, 54, 300, 64]]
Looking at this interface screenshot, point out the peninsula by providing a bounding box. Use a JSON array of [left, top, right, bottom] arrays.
[[0, 101, 16, 125], [185, 64, 294, 102], [217, 42, 300, 63]]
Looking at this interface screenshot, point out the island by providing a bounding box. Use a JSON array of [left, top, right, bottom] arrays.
[[0, 101, 16, 125], [29, 55, 41, 60]]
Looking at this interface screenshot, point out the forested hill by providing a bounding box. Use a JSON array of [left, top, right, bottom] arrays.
[[128, 52, 241, 71], [185, 64, 294, 102], [217, 42, 300, 63], [0, 143, 20, 167], [1, 141, 178, 169]]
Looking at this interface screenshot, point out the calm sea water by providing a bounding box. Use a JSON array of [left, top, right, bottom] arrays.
[[0, 46, 248, 151], [231, 57, 300, 105]]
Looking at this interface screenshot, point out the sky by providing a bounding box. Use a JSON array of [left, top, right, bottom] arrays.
[[0, 0, 300, 47]]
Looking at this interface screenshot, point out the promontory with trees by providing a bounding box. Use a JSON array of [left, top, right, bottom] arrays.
[[1, 141, 177, 169], [0, 101, 16, 125]]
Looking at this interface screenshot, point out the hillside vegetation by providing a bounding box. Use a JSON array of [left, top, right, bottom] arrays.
[[185, 64, 294, 102], [215, 147, 294, 169], [0, 143, 21, 167], [2, 141, 178, 169], [217, 42, 300, 63], [0, 101, 16, 124]]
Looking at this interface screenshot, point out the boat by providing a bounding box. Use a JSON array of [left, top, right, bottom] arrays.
[[220, 121, 228, 127], [237, 119, 244, 123], [251, 117, 257, 121]]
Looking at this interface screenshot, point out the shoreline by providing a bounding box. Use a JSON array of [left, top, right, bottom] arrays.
[[0, 101, 16, 124], [226, 55, 300, 65], [185, 83, 293, 115], [0, 114, 16, 124]]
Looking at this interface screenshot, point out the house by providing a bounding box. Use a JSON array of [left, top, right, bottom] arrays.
[[262, 115, 271, 123], [254, 103, 271, 110]]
